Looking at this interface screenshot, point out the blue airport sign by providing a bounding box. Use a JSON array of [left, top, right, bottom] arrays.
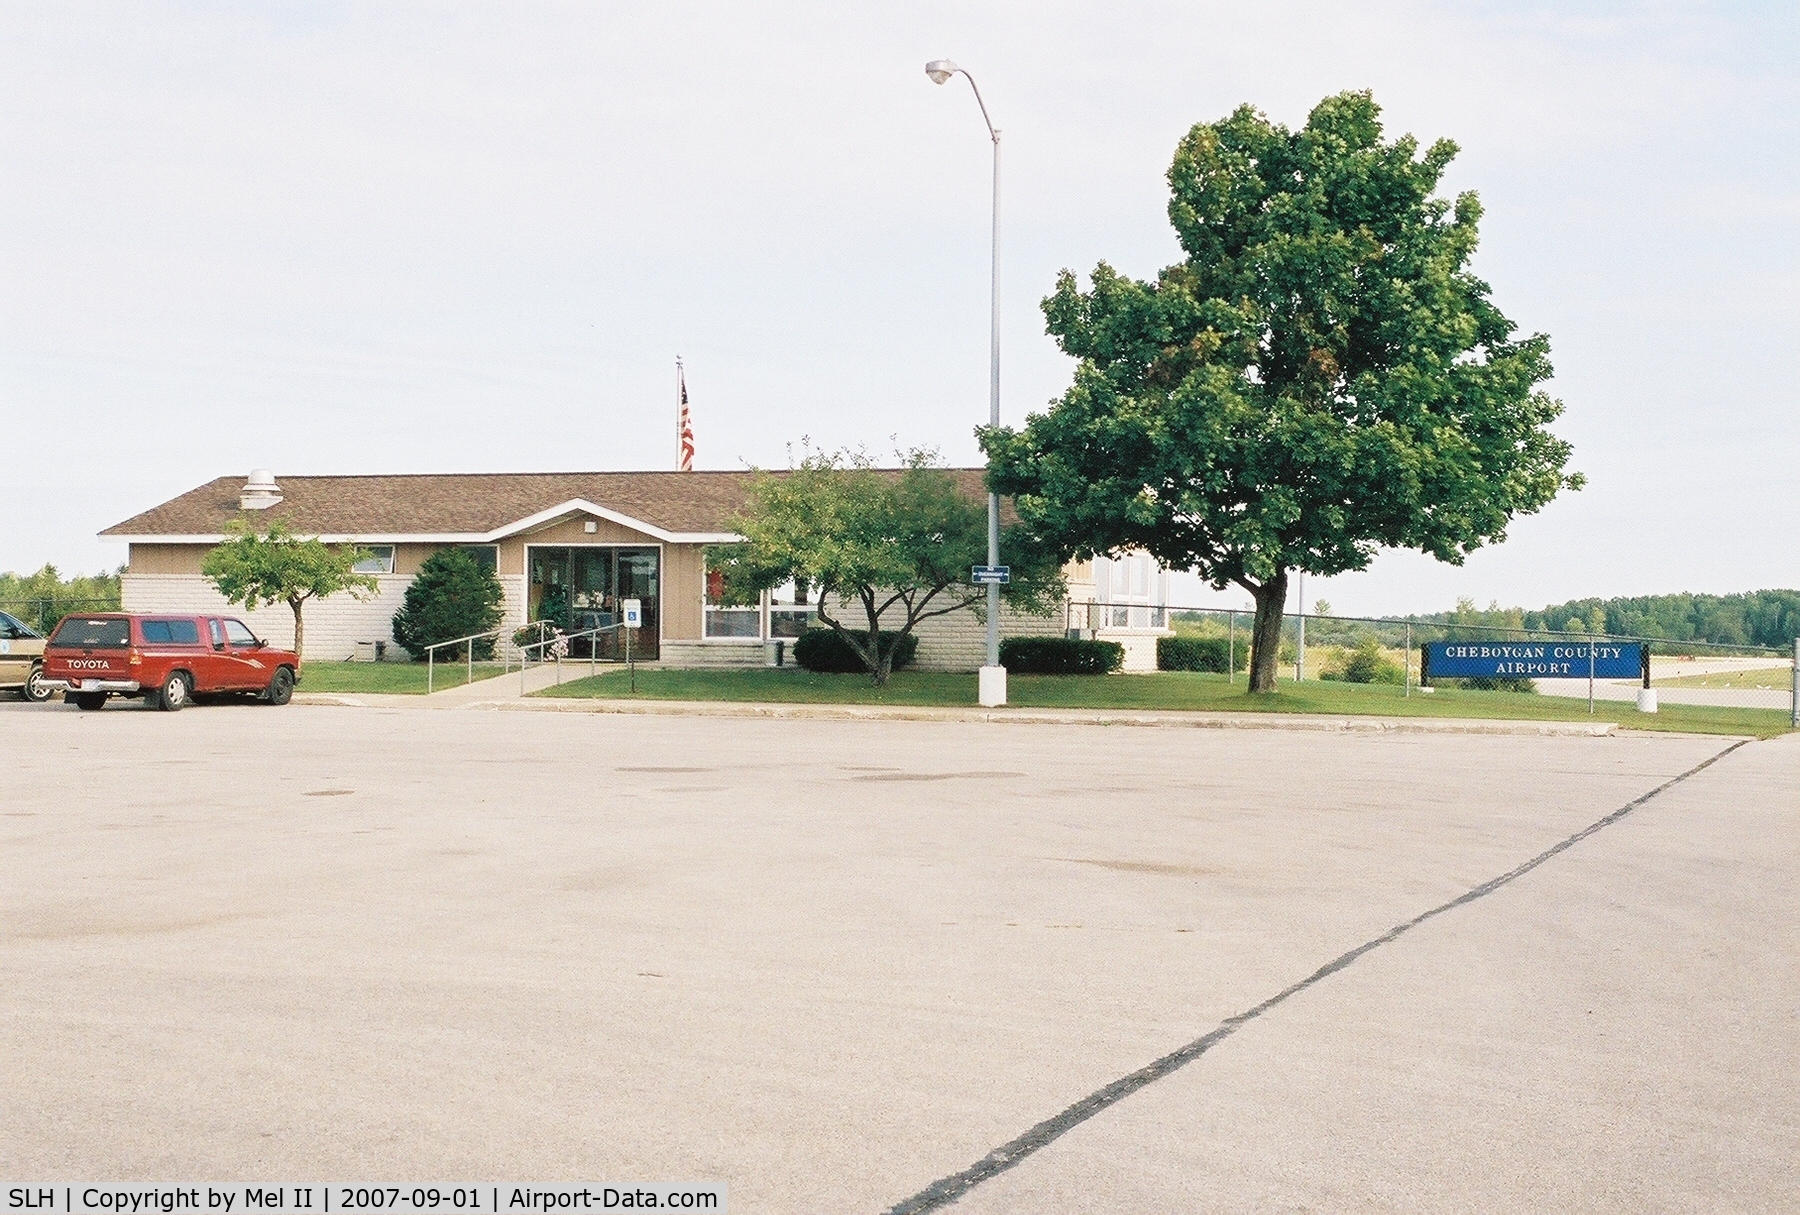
[[971, 565, 1011, 585], [1425, 641, 1644, 680]]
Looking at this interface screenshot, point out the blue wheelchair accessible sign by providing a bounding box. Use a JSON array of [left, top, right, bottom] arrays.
[[1424, 641, 1646, 681]]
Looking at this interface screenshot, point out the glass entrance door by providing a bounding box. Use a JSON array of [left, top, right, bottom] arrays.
[[528, 545, 659, 660], [616, 550, 660, 659]]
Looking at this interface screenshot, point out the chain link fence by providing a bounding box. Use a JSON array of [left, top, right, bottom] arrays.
[[1068, 600, 1798, 723], [0, 598, 121, 638]]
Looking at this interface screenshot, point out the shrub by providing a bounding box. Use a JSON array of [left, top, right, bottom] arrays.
[[792, 628, 919, 674], [391, 549, 504, 660], [1439, 675, 1538, 693], [1157, 635, 1247, 673], [1000, 636, 1124, 675], [1327, 638, 1405, 685]]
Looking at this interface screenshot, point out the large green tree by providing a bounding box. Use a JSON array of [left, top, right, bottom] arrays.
[[202, 518, 378, 657], [725, 448, 1063, 685], [983, 91, 1582, 691]]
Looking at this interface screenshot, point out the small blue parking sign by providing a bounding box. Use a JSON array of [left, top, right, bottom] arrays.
[[622, 598, 642, 627], [971, 565, 1010, 585]]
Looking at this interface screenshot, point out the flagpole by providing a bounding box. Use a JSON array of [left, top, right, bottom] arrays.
[[676, 357, 683, 471]]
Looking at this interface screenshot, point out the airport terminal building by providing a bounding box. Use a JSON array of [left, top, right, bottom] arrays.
[[103, 470, 1173, 671]]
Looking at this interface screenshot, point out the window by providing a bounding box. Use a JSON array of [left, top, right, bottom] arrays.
[[209, 619, 226, 652], [703, 549, 760, 638], [458, 545, 498, 573], [140, 619, 200, 645], [352, 546, 396, 574], [768, 577, 816, 639], [224, 619, 259, 648], [51, 618, 130, 648], [0, 611, 38, 640]]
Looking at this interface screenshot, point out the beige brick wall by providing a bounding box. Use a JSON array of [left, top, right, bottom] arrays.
[[121, 574, 410, 661], [661, 640, 770, 668], [121, 573, 533, 663], [821, 595, 1066, 672]]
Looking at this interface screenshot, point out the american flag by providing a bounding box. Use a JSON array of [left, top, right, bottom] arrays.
[[677, 360, 695, 472]]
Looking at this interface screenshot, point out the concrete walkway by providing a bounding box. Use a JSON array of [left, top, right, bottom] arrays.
[[293, 660, 577, 710], [292, 682, 1624, 734], [488, 696, 1622, 735], [424, 661, 568, 704]]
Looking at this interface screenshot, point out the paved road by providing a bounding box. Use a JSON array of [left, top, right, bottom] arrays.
[[1536, 677, 1792, 710], [1, 700, 1793, 1212]]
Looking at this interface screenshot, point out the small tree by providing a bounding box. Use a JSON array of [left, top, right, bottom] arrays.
[[984, 91, 1582, 692], [202, 518, 378, 656], [726, 448, 1063, 685], [390, 548, 504, 661]]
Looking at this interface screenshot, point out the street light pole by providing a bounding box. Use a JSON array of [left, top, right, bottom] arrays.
[[926, 58, 1007, 706]]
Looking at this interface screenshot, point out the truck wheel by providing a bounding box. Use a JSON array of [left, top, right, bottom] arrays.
[[24, 665, 53, 703], [266, 666, 294, 706], [156, 670, 191, 712], [71, 693, 107, 711]]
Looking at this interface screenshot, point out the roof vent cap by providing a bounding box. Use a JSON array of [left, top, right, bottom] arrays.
[[240, 469, 282, 510]]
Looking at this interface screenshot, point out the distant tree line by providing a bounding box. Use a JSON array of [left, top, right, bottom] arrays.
[[1174, 589, 1800, 655], [0, 565, 123, 634], [1402, 592, 1798, 649], [1516, 590, 1800, 649]]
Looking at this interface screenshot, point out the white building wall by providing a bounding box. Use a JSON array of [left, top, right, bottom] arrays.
[[123, 573, 531, 661], [821, 595, 1066, 672], [1084, 551, 1174, 672], [121, 574, 417, 660], [498, 575, 527, 660], [122, 573, 535, 662]]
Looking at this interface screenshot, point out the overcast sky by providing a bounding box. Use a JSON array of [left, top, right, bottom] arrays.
[[3, 1, 1795, 616]]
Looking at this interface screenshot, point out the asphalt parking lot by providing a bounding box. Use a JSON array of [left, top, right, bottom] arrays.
[[2, 699, 1795, 1212]]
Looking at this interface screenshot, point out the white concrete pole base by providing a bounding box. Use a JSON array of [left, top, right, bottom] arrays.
[[1636, 688, 1658, 714], [979, 664, 1008, 707]]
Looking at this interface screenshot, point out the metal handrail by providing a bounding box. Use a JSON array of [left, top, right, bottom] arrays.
[[518, 622, 625, 691], [419, 621, 632, 694], [423, 626, 511, 694]]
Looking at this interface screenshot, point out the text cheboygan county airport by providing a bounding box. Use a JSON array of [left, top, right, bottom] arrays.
[[1434, 644, 1632, 676]]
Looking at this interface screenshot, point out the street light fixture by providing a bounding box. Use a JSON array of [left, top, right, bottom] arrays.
[[925, 57, 1007, 707]]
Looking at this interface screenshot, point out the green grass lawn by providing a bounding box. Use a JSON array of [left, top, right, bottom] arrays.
[[299, 661, 509, 695], [533, 668, 1793, 738]]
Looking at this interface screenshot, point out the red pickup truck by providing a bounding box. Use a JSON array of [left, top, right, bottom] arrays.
[[42, 613, 300, 711]]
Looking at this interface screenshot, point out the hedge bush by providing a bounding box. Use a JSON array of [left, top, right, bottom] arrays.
[[999, 636, 1124, 675], [1321, 638, 1404, 685], [1437, 675, 1538, 694], [390, 549, 504, 661], [792, 628, 919, 674], [1157, 635, 1248, 673]]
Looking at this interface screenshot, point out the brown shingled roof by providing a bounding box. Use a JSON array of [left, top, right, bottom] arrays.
[[101, 469, 997, 538]]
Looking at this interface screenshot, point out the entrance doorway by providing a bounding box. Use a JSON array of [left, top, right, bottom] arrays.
[[526, 545, 660, 660]]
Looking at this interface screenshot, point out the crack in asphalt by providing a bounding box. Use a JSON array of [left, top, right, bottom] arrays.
[[884, 737, 1754, 1214]]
